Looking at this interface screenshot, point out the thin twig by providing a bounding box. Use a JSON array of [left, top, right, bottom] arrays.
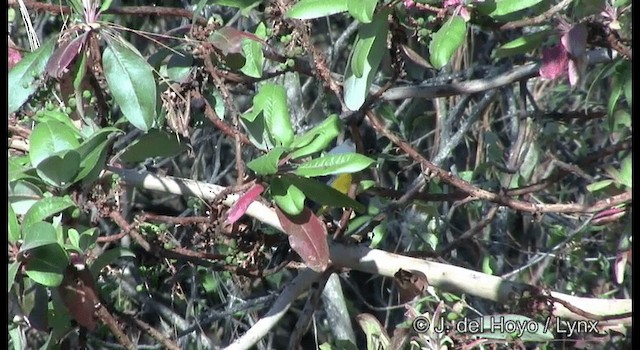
[[19, 0, 209, 26], [499, 0, 572, 30], [365, 110, 632, 214], [117, 312, 181, 350]]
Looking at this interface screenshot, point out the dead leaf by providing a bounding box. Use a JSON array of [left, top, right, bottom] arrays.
[[393, 269, 428, 304]]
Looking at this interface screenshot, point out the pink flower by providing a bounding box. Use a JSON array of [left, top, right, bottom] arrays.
[[539, 23, 587, 86], [404, 0, 415, 8]]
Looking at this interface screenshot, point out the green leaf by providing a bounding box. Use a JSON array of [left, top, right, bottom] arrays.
[[478, 0, 545, 18], [166, 53, 193, 83], [618, 154, 632, 189], [253, 84, 295, 147], [24, 244, 69, 287], [8, 37, 56, 114], [350, 12, 387, 78], [74, 127, 121, 182], [343, 10, 389, 110], [294, 153, 375, 177], [271, 176, 306, 216], [429, 16, 466, 70], [9, 180, 43, 215], [35, 150, 81, 187], [9, 205, 20, 244], [247, 147, 288, 175], [32, 110, 82, 138], [289, 115, 342, 159], [347, 0, 378, 23], [241, 22, 266, 78], [286, 0, 349, 19], [211, 0, 262, 9], [283, 174, 365, 212], [8, 261, 21, 293], [608, 73, 623, 122], [102, 39, 157, 132], [90, 247, 136, 277], [20, 221, 58, 252], [120, 129, 186, 163], [9, 325, 25, 350], [494, 30, 552, 58], [519, 141, 540, 181], [586, 179, 614, 192], [78, 228, 99, 252], [68, 228, 80, 250], [22, 196, 76, 230], [623, 73, 631, 108], [29, 120, 81, 168], [9, 156, 36, 182]]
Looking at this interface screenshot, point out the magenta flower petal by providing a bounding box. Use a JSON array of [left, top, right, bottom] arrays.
[[539, 44, 568, 80], [226, 184, 265, 224]]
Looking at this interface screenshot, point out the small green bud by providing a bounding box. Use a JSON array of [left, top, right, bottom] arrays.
[[68, 98, 77, 108], [82, 90, 92, 99]]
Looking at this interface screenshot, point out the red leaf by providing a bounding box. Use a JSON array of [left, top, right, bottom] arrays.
[[209, 27, 264, 56], [276, 206, 330, 272], [58, 264, 100, 330], [226, 183, 265, 224], [539, 44, 568, 80], [45, 33, 88, 79]]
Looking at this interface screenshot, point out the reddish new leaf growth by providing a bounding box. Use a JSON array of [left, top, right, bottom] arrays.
[[275, 206, 330, 272], [45, 33, 89, 79], [226, 183, 265, 224]]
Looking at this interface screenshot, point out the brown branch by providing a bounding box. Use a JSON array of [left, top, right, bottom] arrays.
[[438, 206, 499, 255], [94, 304, 135, 350], [506, 138, 632, 197], [191, 90, 253, 147], [20, 0, 208, 26], [365, 110, 632, 214], [96, 230, 127, 243], [108, 211, 225, 264], [547, 293, 633, 321], [202, 55, 248, 185], [8, 125, 31, 138], [499, 0, 572, 30], [138, 213, 213, 225]]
